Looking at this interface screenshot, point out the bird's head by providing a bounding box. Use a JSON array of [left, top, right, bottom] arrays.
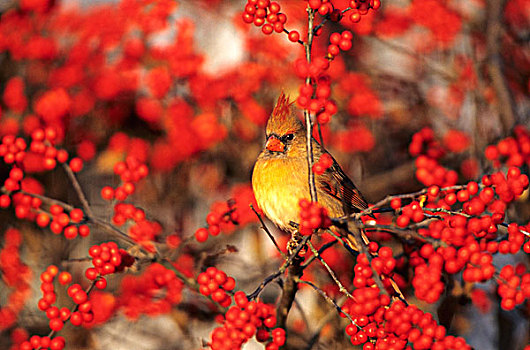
[[263, 93, 305, 156]]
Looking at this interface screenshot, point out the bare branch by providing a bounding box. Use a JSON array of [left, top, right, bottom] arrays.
[[486, 0, 516, 132]]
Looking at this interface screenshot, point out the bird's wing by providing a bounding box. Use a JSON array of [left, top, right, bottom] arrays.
[[317, 154, 369, 214]]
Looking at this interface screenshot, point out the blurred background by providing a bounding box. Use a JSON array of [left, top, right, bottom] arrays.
[[0, 0, 529, 349]]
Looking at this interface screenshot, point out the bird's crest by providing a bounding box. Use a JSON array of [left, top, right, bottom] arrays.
[[271, 92, 293, 121], [266, 92, 302, 136]]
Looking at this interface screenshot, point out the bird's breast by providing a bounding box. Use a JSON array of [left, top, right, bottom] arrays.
[[252, 156, 310, 232]]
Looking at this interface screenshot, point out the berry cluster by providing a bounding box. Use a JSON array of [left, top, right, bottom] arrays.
[[409, 128, 460, 187], [112, 203, 162, 252], [351, 253, 375, 288], [394, 200, 424, 227], [485, 125, 530, 168], [37, 266, 65, 313], [298, 199, 332, 235], [343, 256, 471, 349], [414, 155, 458, 187], [382, 301, 470, 350], [344, 253, 392, 316], [0, 134, 26, 165], [19, 335, 65, 350], [296, 74, 338, 124], [1, 185, 90, 239], [308, 0, 328, 11], [4, 166, 23, 192], [308, 0, 380, 23], [327, 30, 353, 57], [486, 167, 528, 204], [34, 264, 96, 344], [119, 263, 183, 320], [209, 291, 285, 350], [195, 201, 239, 243], [245, 0, 380, 128], [242, 1, 292, 38], [198, 267, 236, 307], [370, 246, 396, 275], [498, 264, 530, 311], [413, 168, 527, 242], [347, 0, 381, 23], [312, 153, 333, 175], [28, 128, 82, 172], [101, 156, 149, 201], [410, 246, 445, 303], [40, 204, 89, 239], [0, 228, 31, 331], [112, 203, 146, 225], [86, 242, 134, 283], [66, 283, 94, 327], [2, 191, 39, 219], [461, 250, 495, 284]]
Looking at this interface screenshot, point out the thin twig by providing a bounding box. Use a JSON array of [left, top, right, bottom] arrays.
[[302, 239, 338, 268], [359, 222, 446, 248], [18, 190, 75, 211], [424, 207, 471, 218], [247, 235, 311, 300], [340, 184, 479, 221], [307, 240, 354, 299], [486, 0, 516, 133], [305, 295, 348, 349], [62, 163, 94, 218], [293, 298, 312, 334], [16, 190, 140, 248], [297, 279, 356, 325], [325, 228, 359, 256], [251, 204, 286, 259]]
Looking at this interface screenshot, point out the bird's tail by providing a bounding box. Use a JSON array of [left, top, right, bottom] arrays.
[[343, 221, 369, 253]]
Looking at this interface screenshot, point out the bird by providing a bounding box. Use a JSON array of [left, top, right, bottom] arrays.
[[252, 93, 369, 251]]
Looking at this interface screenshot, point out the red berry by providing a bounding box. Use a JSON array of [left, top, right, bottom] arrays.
[[288, 30, 300, 42], [58, 272, 72, 285], [49, 318, 63, 331], [195, 227, 209, 242], [262, 23, 273, 34], [390, 198, 401, 209], [396, 215, 410, 227], [69, 157, 83, 172], [36, 213, 51, 227]]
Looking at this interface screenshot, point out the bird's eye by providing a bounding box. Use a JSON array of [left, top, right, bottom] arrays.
[[283, 133, 294, 142]]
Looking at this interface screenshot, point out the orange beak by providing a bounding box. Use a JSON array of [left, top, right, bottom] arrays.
[[266, 135, 285, 152]]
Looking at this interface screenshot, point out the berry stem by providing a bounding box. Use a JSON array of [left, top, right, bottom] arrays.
[[312, 7, 353, 35], [282, 28, 304, 45]]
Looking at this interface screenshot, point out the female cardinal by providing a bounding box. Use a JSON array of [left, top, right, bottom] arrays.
[[252, 93, 369, 241]]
